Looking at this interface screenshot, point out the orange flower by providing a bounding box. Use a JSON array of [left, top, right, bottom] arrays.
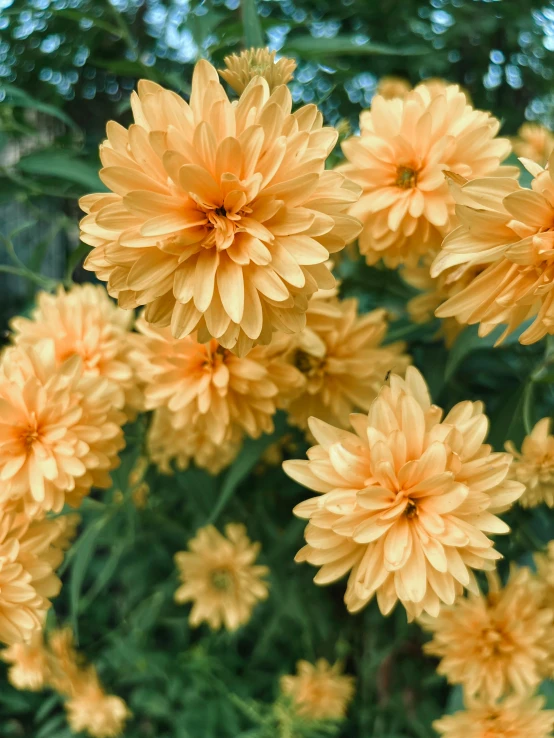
[[81, 60, 361, 356], [174, 523, 269, 631], [432, 156, 554, 345], [341, 84, 512, 267], [283, 367, 522, 619], [219, 47, 296, 94], [280, 659, 355, 720], [0, 341, 126, 514], [1, 631, 50, 690], [506, 418, 554, 508], [512, 122, 554, 166], [65, 667, 130, 738]]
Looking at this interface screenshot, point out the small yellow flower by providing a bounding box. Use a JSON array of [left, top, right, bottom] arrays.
[[512, 122, 554, 165], [65, 667, 131, 738], [280, 659, 355, 720], [376, 76, 411, 100], [219, 47, 297, 94], [506, 418, 554, 508], [1, 632, 50, 691], [174, 524, 269, 631]]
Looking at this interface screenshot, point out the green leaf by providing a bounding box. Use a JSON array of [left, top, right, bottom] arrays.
[[3, 85, 79, 131], [34, 695, 60, 725], [66, 241, 92, 280], [488, 383, 529, 451], [241, 0, 264, 48], [17, 150, 104, 192], [444, 323, 528, 381], [283, 35, 429, 57]]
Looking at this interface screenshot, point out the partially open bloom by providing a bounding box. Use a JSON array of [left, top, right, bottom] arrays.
[[65, 667, 131, 738], [280, 659, 355, 720], [147, 408, 242, 475], [341, 84, 512, 267], [1, 631, 50, 690], [10, 284, 140, 417], [174, 524, 269, 631], [132, 317, 303, 444], [505, 418, 554, 508], [432, 156, 554, 345], [0, 341, 126, 514], [283, 367, 523, 619], [219, 48, 297, 94], [512, 123, 554, 165], [283, 295, 410, 430], [81, 60, 361, 356], [423, 568, 553, 700], [434, 695, 554, 738], [376, 77, 411, 100]]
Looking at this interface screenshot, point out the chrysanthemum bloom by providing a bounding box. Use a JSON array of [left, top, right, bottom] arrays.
[[283, 295, 410, 430], [174, 523, 269, 631], [0, 340, 126, 514], [65, 667, 131, 738], [147, 408, 242, 475], [0, 512, 65, 644], [512, 122, 554, 165], [280, 659, 355, 720], [10, 284, 141, 417], [283, 367, 523, 619], [505, 418, 554, 508], [219, 47, 297, 94], [47, 627, 85, 696], [1, 632, 50, 690], [80, 61, 361, 356], [132, 317, 303, 444], [341, 84, 513, 267], [433, 695, 554, 738], [432, 158, 554, 344], [423, 568, 553, 700], [376, 77, 411, 100]]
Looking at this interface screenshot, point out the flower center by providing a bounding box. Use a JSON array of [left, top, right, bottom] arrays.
[[293, 350, 326, 377], [396, 166, 418, 189], [404, 499, 418, 519], [20, 423, 40, 452], [210, 568, 234, 592]]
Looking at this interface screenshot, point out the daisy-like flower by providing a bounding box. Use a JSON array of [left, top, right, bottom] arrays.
[[132, 317, 303, 444], [219, 47, 297, 94], [80, 60, 361, 356], [65, 667, 131, 738], [147, 408, 242, 475], [432, 157, 554, 345], [376, 77, 411, 100], [0, 340, 126, 514], [1, 631, 50, 690], [340, 84, 513, 267], [506, 418, 554, 508], [10, 284, 141, 418], [174, 524, 269, 631], [280, 659, 355, 720], [283, 367, 523, 619], [423, 568, 553, 700], [283, 295, 411, 430], [433, 695, 554, 738], [512, 123, 554, 166]]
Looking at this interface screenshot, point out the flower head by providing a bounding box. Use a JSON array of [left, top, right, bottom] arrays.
[[376, 77, 411, 100], [433, 695, 554, 738], [506, 418, 554, 508], [341, 84, 512, 267], [47, 627, 84, 696], [280, 659, 355, 720], [512, 123, 554, 166], [65, 667, 131, 738], [432, 156, 554, 345], [174, 523, 269, 631], [81, 61, 361, 356], [219, 48, 296, 94], [1, 631, 50, 690], [423, 568, 553, 700], [0, 340, 126, 514], [283, 367, 523, 619]]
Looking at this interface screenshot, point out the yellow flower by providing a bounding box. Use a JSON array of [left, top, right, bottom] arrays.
[[341, 84, 512, 268], [506, 418, 554, 508], [423, 568, 553, 700], [219, 47, 297, 94], [432, 158, 554, 345], [535, 542, 554, 609], [147, 407, 242, 475], [1, 631, 50, 690], [10, 284, 141, 418], [80, 60, 361, 356], [65, 667, 130, 738], [174, 523, 269, 631], [512, 122, 554, 165], [132, 317, 303, 444], [0, 512, 65, 644], [433, 695, 554, 738], [283, 367, 523, 619], [0, 340, 126, 514], [47, 627, 86, 696], [376, 76, 411, 100], [283, 295, 411, 430], [280, 659, 355, 720]]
